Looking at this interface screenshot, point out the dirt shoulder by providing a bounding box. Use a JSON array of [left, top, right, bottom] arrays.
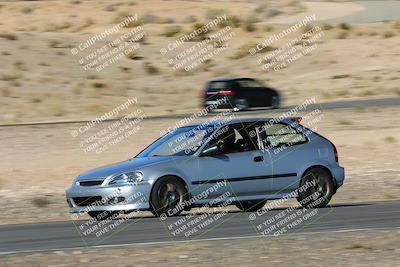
[[2, 229, 399, 266]]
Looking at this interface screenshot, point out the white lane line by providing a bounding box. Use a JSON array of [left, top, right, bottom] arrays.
[[1, 226, 399, 256]]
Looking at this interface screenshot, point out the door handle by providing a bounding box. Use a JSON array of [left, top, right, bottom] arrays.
[[253, 156, 264, 162]]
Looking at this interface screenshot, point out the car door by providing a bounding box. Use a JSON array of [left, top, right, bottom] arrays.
[[190, 123, 274, 200], [247, 79, 271, 107], [235, 80, 258, 107], [258, 122, 309, 193], [204, 81, 229, 105]]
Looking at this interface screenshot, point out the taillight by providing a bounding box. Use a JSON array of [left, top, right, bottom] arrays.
[[330, 141, 338, 163], [294, 117, 302, 124], [218, 90, 235, 95]]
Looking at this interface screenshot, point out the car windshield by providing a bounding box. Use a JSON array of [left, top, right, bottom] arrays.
[[136, 125, 216, 157]]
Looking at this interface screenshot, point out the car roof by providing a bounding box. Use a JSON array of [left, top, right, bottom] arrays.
[[185, 117, 293, 128], [209, 77, 253, 83]]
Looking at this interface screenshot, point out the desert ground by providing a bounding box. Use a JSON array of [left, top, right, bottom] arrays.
[[0, 0, 400, 124]]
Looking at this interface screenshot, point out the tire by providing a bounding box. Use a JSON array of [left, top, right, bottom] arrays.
[[271, 95, 280, 109], [204, 104, 216, 112], [236, 200, 267, 212], [297, 167, 334, 209], [150, 176, 188, 217], [88, 211, 119, 220], [233, 98, 249, 111]]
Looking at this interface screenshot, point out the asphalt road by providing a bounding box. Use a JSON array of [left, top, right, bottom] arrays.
[[1, 97, 399, 128], [1, 200, 399, 255], [322, 0, 400, 24]]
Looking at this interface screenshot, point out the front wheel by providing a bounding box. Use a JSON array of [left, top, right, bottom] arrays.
[[297, 167, 334, 209], [150, 176, 188, 217], [271, 96, 280, 109], [236, 200, 267, 212]]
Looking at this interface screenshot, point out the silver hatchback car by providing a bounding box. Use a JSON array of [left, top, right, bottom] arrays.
[[66, 117, 345, 219]]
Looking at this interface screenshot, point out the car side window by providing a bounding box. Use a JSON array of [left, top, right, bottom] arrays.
[[236, 80, 251, 88], [236, 79, 264, 89], [258, 123, 308, 149], [246, 80, 264, 88], [208, 82, 228, 91], [204, 123, 258, 154]]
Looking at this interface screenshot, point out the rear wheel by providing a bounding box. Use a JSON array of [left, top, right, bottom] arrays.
[[271, 95, 280, 109], [297, 167, 334, 208], [150, 176, 188, 217], [236, 200, 267, 212]]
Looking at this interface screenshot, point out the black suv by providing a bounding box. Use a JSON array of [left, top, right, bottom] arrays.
[[203, 78, 280, 111]]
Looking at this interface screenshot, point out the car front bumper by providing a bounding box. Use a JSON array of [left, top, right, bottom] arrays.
[[65, 183, 152, 214], [331, 165, 345, 188]]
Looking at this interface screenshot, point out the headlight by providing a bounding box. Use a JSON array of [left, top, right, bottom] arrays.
[[109, 171, 144, 185]]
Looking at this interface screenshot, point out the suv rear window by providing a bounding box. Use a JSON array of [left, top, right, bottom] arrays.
[[237, 80, 264, 88], [208, 82, 229, 91]]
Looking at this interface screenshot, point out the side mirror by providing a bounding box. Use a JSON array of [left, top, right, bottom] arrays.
[[200, 144, 221, 157]]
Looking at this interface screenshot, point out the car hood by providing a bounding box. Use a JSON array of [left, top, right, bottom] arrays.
[[76, 157, 175, 180]]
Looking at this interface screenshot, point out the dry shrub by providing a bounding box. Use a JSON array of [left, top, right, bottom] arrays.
[[337, 31, 348, 39], [382, 32, 395, 38], [20, 6, 33, 14], [321, 23, 333, 30], [32, 197, 51, 208], [144, 62, 159, 75], [205, 9, 228, 20], [338, 23, 350, 30], [0, 33, 18, 41], [232, 42, 257, 59], [162, 25, 182, 37], [243, 21, 256, 32]]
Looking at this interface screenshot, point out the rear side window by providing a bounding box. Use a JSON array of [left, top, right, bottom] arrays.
[[257, 123, 308, 149], [236, 79, 264, 88], [208, 82, 229, 92], [236, 80, 252, 88], [248, 80, 264, 87]]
